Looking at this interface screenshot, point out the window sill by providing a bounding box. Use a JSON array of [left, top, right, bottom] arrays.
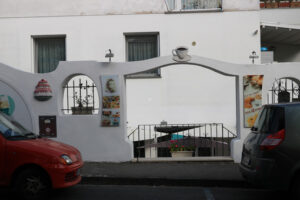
[[165, 8, 222, 14], [126, 74, 162, 79]]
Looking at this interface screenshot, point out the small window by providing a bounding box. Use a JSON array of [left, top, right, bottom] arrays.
[[33, 36, 66, 73], [125, 33, 160, 78], [182, 0, 221, 10], [166, 0, 222, 11]]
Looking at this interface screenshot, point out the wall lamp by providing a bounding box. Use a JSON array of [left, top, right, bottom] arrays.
[[105, 49, 114, 62]]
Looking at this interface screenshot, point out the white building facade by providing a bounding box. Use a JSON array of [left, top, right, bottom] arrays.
[[260, 1, 300, 63], [0, 0, 280, 162]]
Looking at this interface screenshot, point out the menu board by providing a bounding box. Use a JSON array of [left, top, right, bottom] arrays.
[[100, 75, 120, 127], [243, 75, 264, 128]]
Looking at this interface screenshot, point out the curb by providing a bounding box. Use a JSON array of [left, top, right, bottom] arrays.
[[80, 177, 253, 188]]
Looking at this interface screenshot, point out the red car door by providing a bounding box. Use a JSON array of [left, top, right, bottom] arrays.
[[0, 134, 5, 181]]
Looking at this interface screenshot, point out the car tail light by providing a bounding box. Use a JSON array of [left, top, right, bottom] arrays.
[[260, 129, 285, 151]]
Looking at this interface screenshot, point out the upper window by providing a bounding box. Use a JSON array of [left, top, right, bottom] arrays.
[[125, 33, 160, 78], [165, 0, 222, 11], [33, 36, 66, 73]]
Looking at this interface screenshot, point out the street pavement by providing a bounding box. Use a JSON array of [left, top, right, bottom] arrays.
[[1, 160, 288, 199], [0, 184, 290, 200], [81, 160, 243, 181]]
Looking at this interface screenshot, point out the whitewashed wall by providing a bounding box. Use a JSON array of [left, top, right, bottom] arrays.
[[0, 0, 259, 18], [260, 8, 300, 25], [0, 0, 262, 162], [1, 58, 300, 163], [0, 12, 260, 71], [0, 11, 260, 136]]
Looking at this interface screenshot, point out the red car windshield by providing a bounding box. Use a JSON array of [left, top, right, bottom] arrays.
[[0, 112, 36, 139]]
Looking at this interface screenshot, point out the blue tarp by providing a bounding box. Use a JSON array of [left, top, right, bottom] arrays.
[[171, 134, 184, 140]]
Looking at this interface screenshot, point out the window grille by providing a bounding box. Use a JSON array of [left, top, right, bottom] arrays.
[[62, 75, 99, 115], [165, 0, 221, 11], [268, 78, 300, 104], [182, 0, 221, 10]]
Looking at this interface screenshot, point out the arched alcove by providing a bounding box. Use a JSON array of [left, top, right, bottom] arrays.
[[62, 75, 99, 115]]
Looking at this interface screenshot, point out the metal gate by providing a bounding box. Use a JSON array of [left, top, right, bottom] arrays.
[[128, 123, 236, 159]]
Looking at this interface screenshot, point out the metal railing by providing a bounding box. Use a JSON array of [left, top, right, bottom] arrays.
[[260, 0, 300, 8], [165, 0, 222, 11], [128, 123, 237, 159]]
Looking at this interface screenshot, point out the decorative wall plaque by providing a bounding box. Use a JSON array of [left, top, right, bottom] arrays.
[[243, 75, 264, 128], [34, 79, 52, 101], [39, 116, 57, 137], [100, 75, 120, 127]]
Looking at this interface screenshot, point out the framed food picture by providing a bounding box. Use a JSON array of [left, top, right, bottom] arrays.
[[101, 109, 120, 127], [243, 75, 264, 128], [100, 75, 121, 127]]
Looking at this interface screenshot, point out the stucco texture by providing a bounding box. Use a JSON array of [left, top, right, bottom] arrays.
[[0, 0, 167, 17]]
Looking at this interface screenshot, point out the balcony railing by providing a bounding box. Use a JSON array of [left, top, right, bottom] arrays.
[[260, 0, 300, 8], [165, 0, 222, 12]]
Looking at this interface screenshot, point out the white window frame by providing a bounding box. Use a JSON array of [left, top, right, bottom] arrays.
[[124, 32, 161, 79], [31, 35, 67, 73]]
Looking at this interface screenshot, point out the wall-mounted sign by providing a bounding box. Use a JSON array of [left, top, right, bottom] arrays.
[[39, 116, 57, 137], [34, 79, 52, 101], [0, 95, 15, 116], [100, 75, 120, 127], [243, 75, 264, 128]]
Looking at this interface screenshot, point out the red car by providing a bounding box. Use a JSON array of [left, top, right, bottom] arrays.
[[0, 112, 83, 199]]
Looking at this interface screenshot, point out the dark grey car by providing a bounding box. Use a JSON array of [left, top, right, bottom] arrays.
[[239, 103, 300, 198]]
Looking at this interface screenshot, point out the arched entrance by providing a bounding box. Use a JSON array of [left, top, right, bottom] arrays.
[[126, 62, 239, 159]]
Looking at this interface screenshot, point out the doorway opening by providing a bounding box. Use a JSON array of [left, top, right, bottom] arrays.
[[126, 64, 237, 159]]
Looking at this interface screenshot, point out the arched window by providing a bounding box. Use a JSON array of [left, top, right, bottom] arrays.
[[268, 78, 300, 104], [62, 75, 99, 115]]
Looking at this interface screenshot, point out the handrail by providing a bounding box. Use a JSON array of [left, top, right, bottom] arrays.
[[223, 127, 237, 137], [127, 127, 138, 138]]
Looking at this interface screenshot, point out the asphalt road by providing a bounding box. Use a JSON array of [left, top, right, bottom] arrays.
[[0, 184, 289, 200]]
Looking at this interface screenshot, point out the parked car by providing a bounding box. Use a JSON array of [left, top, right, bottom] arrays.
[[0, 112, 83, 199], [239, 103, 300, 198]]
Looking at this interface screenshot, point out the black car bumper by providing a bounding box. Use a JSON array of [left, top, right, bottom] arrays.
[[239, 158, 289, 190]]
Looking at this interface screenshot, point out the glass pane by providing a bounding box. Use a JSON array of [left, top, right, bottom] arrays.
[[36, 37, 66, 73], [127, 35, 159, 76], [166, 0, 176, 10], [127, 36, 157, 61], [182, 0, 220, 10], [255, 107, 285, 134]]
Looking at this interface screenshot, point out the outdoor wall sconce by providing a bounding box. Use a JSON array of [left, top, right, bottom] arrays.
[[105, 49, 114, 62]]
